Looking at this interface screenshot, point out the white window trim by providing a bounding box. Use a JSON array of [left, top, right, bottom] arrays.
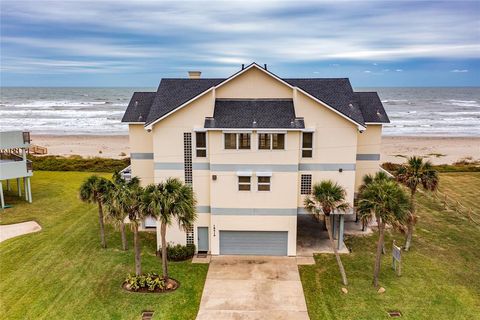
[[223, 132, 251, 150], [195, 131, 208, 158], [301, 132, 314, 158], [257, 175, 271, 192], [258, 132, 286, 151], [238, 175, 251, 191]]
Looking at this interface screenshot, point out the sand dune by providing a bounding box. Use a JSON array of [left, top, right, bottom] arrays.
[[30, 134, 480, 165]]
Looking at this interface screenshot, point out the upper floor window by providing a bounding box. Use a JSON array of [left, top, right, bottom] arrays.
[[302, 132, 313, 158], [258, 133, 285, 150], [195, 132, 207, 157], [224, 133, 251, 150]]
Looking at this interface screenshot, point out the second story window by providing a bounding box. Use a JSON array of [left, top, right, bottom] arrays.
[[301, 174, 312, 194], [224, 133, 251, 150], [302, 132, 313, 158], [258, 133, 285, 150], [238, 133, 251, 149], [195, 132, 207, 157]]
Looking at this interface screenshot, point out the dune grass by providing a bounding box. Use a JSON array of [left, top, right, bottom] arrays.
[[300, 172, 480, 319], [0, 171, 208, 320]]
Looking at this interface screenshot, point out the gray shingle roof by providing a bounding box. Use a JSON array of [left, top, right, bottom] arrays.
[[354, 92, 390, 123], [144, 78, 224, 125], [122, 65, 388, 127], [205, 99, 305, 129], [121, 92, 156, 122], [286, 78, 365, 125]]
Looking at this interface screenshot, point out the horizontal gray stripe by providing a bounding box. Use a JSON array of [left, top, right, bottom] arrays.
[[210, 164, 298, 172], [299, 163, 356, 171], [211, 207, 297, 216], [356, 154, 380, 161], [131, 153, 153, 160], [193, 162, 210, 170], [154, 162, 184, 170], [154, 162, 356, 172], [196, 205, 211, 213], [297, 207, 354, 215]]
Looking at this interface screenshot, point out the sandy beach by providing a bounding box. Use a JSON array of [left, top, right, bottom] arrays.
[[30, 134, 480, 165]]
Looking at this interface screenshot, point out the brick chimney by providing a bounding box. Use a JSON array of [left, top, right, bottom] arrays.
[[188, 71, 201, 79]]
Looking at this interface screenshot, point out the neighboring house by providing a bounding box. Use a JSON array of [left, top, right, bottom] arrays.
[[0, 131, 33, 209], [121, 63, 389, 256]]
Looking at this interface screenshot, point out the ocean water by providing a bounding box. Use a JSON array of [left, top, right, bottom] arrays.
[[0, 87, 479, 136]]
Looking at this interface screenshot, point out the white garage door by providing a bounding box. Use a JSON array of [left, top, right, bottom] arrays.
[[219, 231, 288, 256]]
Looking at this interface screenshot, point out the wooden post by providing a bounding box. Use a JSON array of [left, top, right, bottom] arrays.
[[17, 178, 21, 197], [338, 214, 344, 250], [6, 180, 11, 191], [0, 182, 5, 209], [23, 177, 29, 202], [27, 177, 32, 203]]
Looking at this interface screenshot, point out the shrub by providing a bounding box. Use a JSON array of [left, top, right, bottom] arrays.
[[159, 244, 196, 261], [124, 273, 165, 292], [29, 155, 130, 173]]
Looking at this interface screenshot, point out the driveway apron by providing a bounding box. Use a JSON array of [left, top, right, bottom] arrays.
[[196, 256, 309, 320]]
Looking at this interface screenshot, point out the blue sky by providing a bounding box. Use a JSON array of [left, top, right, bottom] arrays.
[[1, 0, 479, 87]]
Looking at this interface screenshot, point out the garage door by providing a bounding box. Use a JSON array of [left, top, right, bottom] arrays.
[[219, 231, 288, 256]]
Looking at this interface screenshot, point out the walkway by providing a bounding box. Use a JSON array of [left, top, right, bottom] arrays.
[[196, 256, 309, 320], [0, 221, 41, 243]]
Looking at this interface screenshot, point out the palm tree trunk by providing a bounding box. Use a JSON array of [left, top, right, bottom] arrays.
[[97, 197, 106, 249], [404, 189, 416, 251], [160, 222, 169, 279], [133, 223, 142, 276], [120, 222, 127, 251], [373, 218, 385, 287], [325, 215, 348, 286]]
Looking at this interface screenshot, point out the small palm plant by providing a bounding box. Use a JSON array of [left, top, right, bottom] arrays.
[[304, 180, 349, 286], [396, 156, 439, 250], [143, 178, 197, 280], [79, 175, 112, 248], [357, 172, 410, 287]]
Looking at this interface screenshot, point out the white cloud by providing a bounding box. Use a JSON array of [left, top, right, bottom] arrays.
[[364, 70, 372, 73], [451, 69, 469, 73], [396, 69, 403, 72]]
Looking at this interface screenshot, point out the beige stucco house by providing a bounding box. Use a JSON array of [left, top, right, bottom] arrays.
[[121, 63, 389, 256]]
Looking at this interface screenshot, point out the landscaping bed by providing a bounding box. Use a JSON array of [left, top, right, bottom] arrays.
[[123, 273, 180, 293]]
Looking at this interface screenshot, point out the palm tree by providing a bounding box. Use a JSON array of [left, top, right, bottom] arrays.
[[143, 178, 197, 280], [304, 180, 350, 286], [357, 172, 410, 287], [396, 156, 439, 251], [79, 175, 111, 248], [103, 173, 140, 251], [112, 181, 146, 275]]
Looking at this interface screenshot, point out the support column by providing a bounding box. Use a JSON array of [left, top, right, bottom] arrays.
[[0, 182, 5, 209], [338, 214, 345, 250], [27, 177, 32, 203], [7, 180, 11, 191], [17, 178, 22, 197], [23, 177, 29, 202]]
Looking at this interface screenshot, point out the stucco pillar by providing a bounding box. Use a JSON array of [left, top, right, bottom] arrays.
[[0, 182, 5, 209], [338, 215, 345, 250], [17, 178, 22, 197]]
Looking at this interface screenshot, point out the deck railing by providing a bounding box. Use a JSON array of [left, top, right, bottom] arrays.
[[23, 131, 31, 144]]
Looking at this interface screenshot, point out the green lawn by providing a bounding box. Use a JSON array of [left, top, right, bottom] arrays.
[[0, 171, 208, 320], [300, 172, 480, 320]]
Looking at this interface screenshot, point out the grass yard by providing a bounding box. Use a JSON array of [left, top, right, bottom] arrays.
[[0, 171, 208, 320], [300, 172, 480, 320]]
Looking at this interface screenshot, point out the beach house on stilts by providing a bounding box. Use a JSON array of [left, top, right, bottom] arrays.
[[0, 131, 33, 209]]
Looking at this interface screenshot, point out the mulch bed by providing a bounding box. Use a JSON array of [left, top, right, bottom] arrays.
[[122, 277, 180, 294]]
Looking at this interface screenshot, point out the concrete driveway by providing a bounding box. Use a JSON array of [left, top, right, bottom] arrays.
[[196, 256, 309, 320]]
